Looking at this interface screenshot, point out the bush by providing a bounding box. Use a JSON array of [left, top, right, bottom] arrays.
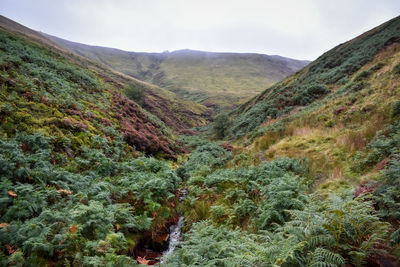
[[124, 83, 146, 106], [393, 62, 400, 75], [212, 113, 231, 138], [354, 69, 372, 81], [392, 101, 400, 117], [177, 143, 232, 178], [375, 155, 400, 220]]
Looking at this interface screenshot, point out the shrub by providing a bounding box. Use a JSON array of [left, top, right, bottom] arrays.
[[354, 69, 372, 81], [392, 101, 400, 117], [212, 113, 231, 138], [375, 155, 400, 220], [124, 83, 146, 107], [177, 143, 232, 178], [393, 62, 400, 75]]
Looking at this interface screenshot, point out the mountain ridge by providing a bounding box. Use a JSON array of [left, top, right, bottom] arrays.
[[41, 32, 309, 111], [0, 15, 213, 131]]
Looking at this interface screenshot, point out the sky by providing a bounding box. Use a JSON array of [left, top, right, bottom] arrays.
[[1, 0, 399, 60]]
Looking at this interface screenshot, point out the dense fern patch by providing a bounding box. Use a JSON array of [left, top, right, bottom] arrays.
[[0, 133, 181, 265], [159, 138, 398, 266], [0, 29, 185, 266]]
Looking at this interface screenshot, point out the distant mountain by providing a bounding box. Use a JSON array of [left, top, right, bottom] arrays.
[[42, 34, 309, 111]]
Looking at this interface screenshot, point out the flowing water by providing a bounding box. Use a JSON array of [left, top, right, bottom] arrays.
[[159, 189, 187, 264], [134, 188, 188, 265], [159, 216, 184, 263]]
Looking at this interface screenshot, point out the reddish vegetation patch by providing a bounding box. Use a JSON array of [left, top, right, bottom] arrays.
[[353, 180, 379, 198], [65, 108, 84, 119], [101, 118, 112, 126], [98, 74, 124, 88], [202, 101, 220, 111], [57, 189, 72, 196], [5, 244, 16, 255], [40, 96, 50, 104], [112, 92, 184, 159], [24, 91, 34, 101], [177, 128, 200, 135], [20, 142, 28, 152], [66, 224, 78, 234], [367, 242, 399, 267], [376, 158, 388, 171], [8, 190, 17, 197], [61, 117, 89, 131], [333, 106, 347, 115], [144, 91, 213, 131], [220, 143, 234, 151]]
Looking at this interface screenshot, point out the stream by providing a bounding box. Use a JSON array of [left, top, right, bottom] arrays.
[[134, 188, 187, 265], [159, 216, 184, 263], [159, 188, 187, 264]]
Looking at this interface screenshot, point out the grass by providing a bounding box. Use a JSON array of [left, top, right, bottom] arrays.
[[44, 32, 309, 111], [236, 37, 400, 192], [0, 16, 213, 131], [228, 16, 400, 139]]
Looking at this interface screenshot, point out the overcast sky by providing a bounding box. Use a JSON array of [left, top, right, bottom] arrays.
[[1, 0, 399, 60]]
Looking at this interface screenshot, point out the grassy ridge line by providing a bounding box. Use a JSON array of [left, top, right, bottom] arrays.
[[157, 50, 309, 110], [42, 33, 309, 111], [222, 16, 400, 194], [0, 28, 185, 158], [228, 15, 400, 139], [0, 15, 213, 130]]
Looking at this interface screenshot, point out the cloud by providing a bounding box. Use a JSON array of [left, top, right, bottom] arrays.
[[1, 0, 399, 60]]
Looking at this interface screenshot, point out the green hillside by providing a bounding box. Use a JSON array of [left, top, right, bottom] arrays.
[[1, 14, 400, 267], [0, 25, 190, 265], [42, 35, 309, 111], [167, 16, 400, 266], [228, 16, 400, 139], [0, 15, 213, 132]]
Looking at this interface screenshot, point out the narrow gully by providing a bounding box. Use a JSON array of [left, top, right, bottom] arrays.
[[134, 188, 188, 265], [159, 188, 187, 264]]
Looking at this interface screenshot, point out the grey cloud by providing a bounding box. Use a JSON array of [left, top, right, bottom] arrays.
[[1, 0, 399, 60]]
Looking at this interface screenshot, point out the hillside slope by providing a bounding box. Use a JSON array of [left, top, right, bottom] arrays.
[[0, 15, 213, 131], [229, 16, 400, 139], [0, 19, 197, 266], [43, 34, 309, 111], [1, 14, 400, 267], [164, 17, 400, 266], [223, 16, 400, 189]]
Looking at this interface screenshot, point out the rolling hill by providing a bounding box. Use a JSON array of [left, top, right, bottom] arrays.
[[166, 16, 400, 266], [42, 34, 309, 111], [0, 15, 213, 132], [1, 13, 400, 267], [224, 15, 400, 190], [0, 15, 197, 266]]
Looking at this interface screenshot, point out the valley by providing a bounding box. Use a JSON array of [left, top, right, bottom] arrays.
[[0, 13, 400, 267], [43, 34, 309, 112]]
